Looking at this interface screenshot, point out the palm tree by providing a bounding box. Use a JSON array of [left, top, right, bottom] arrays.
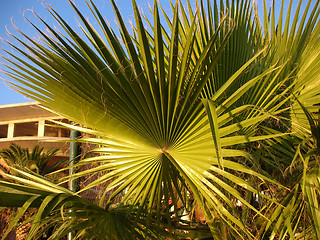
[[0, 0, 320, 239], [0, 143, 61, 175]]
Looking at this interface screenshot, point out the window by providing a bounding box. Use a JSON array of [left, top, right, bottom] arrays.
[[0, 124, 8, 138], [14, 122, 38, 137], [44, 119, 70, 138]]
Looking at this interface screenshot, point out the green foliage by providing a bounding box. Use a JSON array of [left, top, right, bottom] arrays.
[[0, 0, 320, 239], [0, 143, 61, 175]]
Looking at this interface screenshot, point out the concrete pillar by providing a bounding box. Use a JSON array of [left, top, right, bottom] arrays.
[[38, 120, 45, 137], [7, 123, 14, 138]]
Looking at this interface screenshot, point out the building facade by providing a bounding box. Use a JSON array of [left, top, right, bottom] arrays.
[[0, 102, 70, 165]]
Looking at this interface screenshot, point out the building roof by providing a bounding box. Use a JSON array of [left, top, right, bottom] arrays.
[[0, 102, 60, 123]]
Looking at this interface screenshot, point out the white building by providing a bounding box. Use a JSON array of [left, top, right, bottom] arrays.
[[0, 102, 70, 164]]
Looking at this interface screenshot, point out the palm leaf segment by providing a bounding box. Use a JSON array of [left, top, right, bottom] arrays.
[[2, 0, 320, 238]]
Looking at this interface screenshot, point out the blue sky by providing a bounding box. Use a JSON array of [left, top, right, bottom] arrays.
[[0, 0, 149, 105], [0, 0, 314, 105]]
